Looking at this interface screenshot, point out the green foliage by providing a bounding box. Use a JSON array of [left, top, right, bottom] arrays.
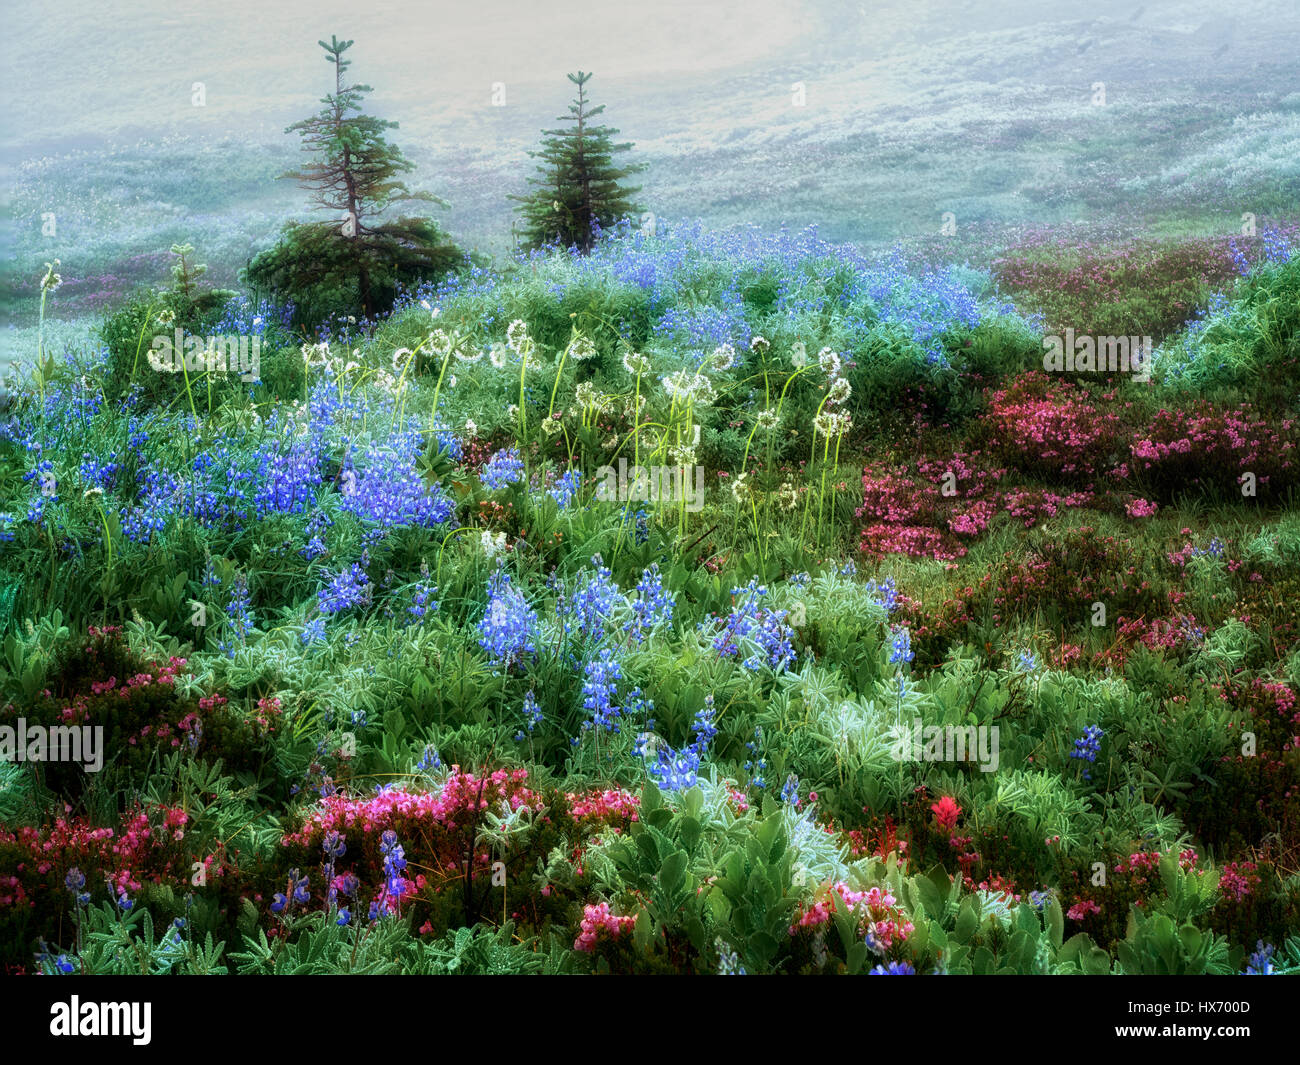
[[99, 242, 238, 410], [1157, 253, 1300, 399]]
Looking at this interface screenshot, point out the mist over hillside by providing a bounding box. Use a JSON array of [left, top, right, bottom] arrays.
[[3, 0, 1298, 338]]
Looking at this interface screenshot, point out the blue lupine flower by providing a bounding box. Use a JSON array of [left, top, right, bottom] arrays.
[[1180, 616, 1206, 646], [547, 468, 582, 508], [864, 575, 898, 613], [869, 960, 916, 975], [560, 557, 622, 641], [380, 831, 408, 906], [338, 432, 455, 534], [1194, 537, 1226, 560], [744, 726, 768, 789], [1070, 725, 1104, 780], [648, 743, 701, 791], [218, 573, 255, 658], [888, 625, 914, 665], [429, 420, 464, 461], [520, 692, 543, 735], [711, 578, 796, 672], [480, 447, 525, 490], [79, 451, 120, 493], [64, 868, 85, 894], [1244, 941, 1276, 975], [691, 694, 718, 752], [319, 561, 372, 614], [415, 745, 442, 772], [626, 562, 675, 643], [1016, 649, 1040, 673], [716, 940, 747, 975], [55, 955, 75, 974], [582, 656, 623, 732], [406, 578, 438, 623], [478, 568, 538, 668], [301, 617, 327, 646], [781, 774, 800, 805]]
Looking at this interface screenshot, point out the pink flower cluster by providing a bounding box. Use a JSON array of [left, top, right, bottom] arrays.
[[567, 789, 640, 824], [931, 795, 962, 832], [983, 374, 1120, 480], [1218, 861, 1259, 903], [856, 446, 1095, 559], [1001, 487, 1094, 528], [283, 767, 539, 843], [1130, 405, 1296, 491], [0, 804, 192, 910], [1066, 899, 1101, 921], [1125, 498, 1158, 518], [789, 882, 914, 950], [574, 901, 636, 952]]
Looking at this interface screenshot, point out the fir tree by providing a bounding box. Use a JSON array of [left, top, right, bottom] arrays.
[[245, 36, 463, 323], [511, 71, 646, 254]]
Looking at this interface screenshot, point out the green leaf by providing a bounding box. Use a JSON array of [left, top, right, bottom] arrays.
[[659, 850, 687, 898]]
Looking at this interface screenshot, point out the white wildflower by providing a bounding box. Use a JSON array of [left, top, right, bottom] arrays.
[[709, 343, 737, 372], [506, 319, 530, 354], [567, 335, 597, 362], [428, 329, 454, 357], [730, 471, 750, 504]]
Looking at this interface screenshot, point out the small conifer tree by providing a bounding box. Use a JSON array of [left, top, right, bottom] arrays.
[[511, 71, 645, 254], [246, 36, 462, 323]]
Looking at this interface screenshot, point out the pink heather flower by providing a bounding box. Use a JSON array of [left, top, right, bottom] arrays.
[[1218, 862, 1258, 903], [1125, 498, 1158, 518], [574, 901, 636, 953]]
